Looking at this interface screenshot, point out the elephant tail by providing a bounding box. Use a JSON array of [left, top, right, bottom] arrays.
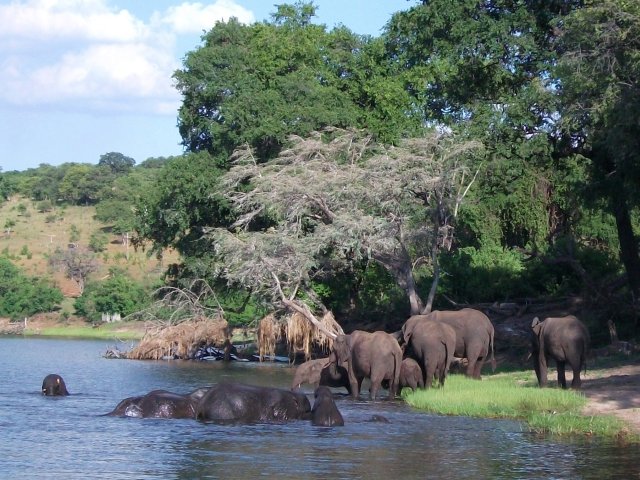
[[489, 327, 497, 372]]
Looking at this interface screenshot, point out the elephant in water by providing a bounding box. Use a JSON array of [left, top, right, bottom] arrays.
[[291, 357, 351, 394], [42, 374, 69, 396], [531, 315, 590, 389], [310, 386, 344, 427], [329, 330, 402, 400], [403, 308, 495, 379], [106, 388, 206, 419], [196, 382, 312, 424]]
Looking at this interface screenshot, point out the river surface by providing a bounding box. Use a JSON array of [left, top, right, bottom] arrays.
[[1, 336, 638, 479]]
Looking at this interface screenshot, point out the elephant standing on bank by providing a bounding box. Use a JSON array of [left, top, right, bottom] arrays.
[[291, 357, 351, 394], [42, 374, 69, 396], [402, 320, 456, 388], [403, 308, 495, 379], [531, 315, 590, 389], [329, 330, 402, 400]]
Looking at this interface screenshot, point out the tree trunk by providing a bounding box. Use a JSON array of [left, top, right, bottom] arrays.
[[610, 183, 640, 302], [372, 247, 424, 315]]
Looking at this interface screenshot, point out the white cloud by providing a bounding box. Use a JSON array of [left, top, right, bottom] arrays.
[[159, 0, 255, 35], [0, 0, 255, 115]]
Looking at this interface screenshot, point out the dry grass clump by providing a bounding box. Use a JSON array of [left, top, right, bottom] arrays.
[[257, 313, 284, 361], [286, 312, 313, 361], [127, 315, 229, 360]]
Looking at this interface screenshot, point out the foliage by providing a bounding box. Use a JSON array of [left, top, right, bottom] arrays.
[[554, 0, 640, 298], [209, 128, 483, 324], [134, 151, 232, 256], [74, 270, 150, 322], [98, 152, 135, 174], [174, 2, 422, 163], [0, 257, 63, 318]]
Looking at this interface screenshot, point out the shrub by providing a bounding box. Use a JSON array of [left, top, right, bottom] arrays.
[[0, 257, 63, 318]]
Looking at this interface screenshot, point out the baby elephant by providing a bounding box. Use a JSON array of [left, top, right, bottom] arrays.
[[311, 386, 344, 427], [42, 374, 69, 396], [531, 315, 590, 389]]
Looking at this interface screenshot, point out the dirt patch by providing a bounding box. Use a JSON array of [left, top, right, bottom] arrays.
[[579, 363, 640, 434]]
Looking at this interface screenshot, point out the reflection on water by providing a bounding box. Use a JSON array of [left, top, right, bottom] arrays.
[[1, 336, 638, 479]]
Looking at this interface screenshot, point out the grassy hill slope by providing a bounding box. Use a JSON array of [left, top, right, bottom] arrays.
[[0, 196, 177, 313]]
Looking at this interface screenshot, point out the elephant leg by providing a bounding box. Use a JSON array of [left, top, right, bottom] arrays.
[[570, 362, 582, 389], [472, 357, 485, 379], [556, 360, 567, 389], [425, 362, 436, 389]]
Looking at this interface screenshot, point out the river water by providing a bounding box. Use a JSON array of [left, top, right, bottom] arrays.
[[1, 336, 638, 479]]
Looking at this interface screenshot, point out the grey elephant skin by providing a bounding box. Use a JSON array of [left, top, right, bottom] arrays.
[[531, 315, 590, 389], [291, 357, 351, 394], [384, 357, 425, 393], [403, 308, 495, 379], [196, 382, 312, 424], [106, 388, 204, 418], [42, 374, 69, 396], [330, 330, 402, 400], [403, 319, 455, 388], [310, 386, 344, 426]]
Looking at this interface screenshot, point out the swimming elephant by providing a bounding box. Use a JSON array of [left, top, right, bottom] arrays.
[[310, 386, 344, 426], [106, 388, 205, 419], [329, 330, 402, 400], [291, 357, 352, 394], [403, 308, 495, 379], [42, 374, 69, 396], [196, 382, 312, 424], [531, 315, 590, 389], [402, 320, 456, 388]]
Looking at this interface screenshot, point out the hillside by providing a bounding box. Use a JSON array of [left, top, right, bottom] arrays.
[[0, 196, 177, 307]]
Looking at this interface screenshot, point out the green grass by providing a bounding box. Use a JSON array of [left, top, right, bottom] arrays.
[[24, 324, 143, 340], [404, 373, 637, 442]]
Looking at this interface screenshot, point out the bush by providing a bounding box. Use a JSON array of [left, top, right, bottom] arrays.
[[0, 257, 63, 318], [74, 272, 149, 323]]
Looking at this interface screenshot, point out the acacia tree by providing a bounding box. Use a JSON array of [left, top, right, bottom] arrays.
[[208, 128, 483, 332]]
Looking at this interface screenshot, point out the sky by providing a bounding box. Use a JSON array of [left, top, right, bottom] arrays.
[[0, 0, 409, 173]]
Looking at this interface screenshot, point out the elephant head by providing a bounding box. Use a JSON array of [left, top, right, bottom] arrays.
[[331, 334, 351, 369]]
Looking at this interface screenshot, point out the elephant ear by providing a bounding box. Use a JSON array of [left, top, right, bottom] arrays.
[[531, 317, 542, 335]]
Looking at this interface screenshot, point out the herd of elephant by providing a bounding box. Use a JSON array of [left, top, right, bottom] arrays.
[[41, 309, 591, 426]]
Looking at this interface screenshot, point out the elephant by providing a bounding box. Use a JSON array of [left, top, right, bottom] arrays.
[[403, 308, 495, 379], [402, 320, 456, 388], [106, 388, 204, 419], [531, 315, 590, 389], [329, 330, 402, 400], [398, 357, 427, 392], [42, 374, 69, 396], [310, 386, 344, 426], [291, 357, 351, 394], [196, 382, 312, 424]]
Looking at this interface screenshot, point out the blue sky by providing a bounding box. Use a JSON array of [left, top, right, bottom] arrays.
[[0, 0, 411, 173]]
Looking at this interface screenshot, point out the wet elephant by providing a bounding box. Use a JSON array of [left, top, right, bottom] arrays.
[[310, 386, 344, 426], [106, 388, 205, 419], [291, 357, 351, 394], [196, 382, 311, 424], [330, 330, 402, 400], [402, 319, 456, 388], [403, 308, 495, 379], [531, 315, 590, 389], [42, 374, 69, 396]]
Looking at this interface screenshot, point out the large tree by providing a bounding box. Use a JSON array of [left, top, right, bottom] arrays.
[[208, 128, 483, 331], [173, 2, 421, 163], [554, 0, 640, 303]]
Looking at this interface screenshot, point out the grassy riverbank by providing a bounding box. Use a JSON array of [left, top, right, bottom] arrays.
[[404, 372, 637, 442]]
